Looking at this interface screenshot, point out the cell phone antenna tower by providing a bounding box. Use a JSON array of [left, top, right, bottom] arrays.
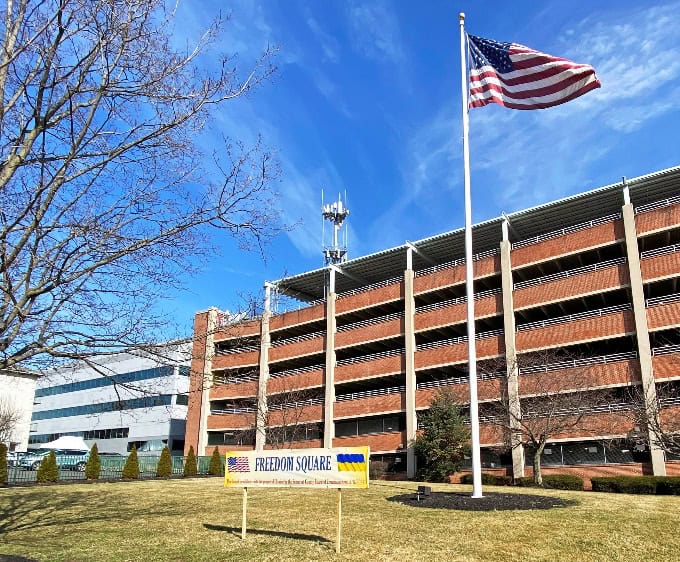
[[321, 190, 350, 265]]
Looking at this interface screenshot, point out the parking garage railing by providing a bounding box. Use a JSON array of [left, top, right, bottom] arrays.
[[417, 370, 505, 390], [415, 328, 504, 351], [513, 257, 627, 290], [214, 343, 260, 355], [336, 275, 402, 299], [336, 385, 406, 402], [415, 288, 502, 314], [660, 396, 680, 408], [210, 405, 256, 415], [511, 213, 621, 250], [646, 292, 680, 307], [640, 243, 680, 260], [269, 363, 325, 379], [414, 249, 499, 278], [271, 329, 326, 347], [336, 347, 404, 366], [516, 303, 631, 332], [268, 396, 325, 410], [519, 351, 638, 374], [635, 193, 680, 215], [652, 344, 680, 356], [212, 372, 259, 385], [337, 311, 404, 332]]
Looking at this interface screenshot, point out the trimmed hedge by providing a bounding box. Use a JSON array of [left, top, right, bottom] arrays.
[[591, 476, 680, 495], [657, 478, 680, 495], [460, 473, 512, 486], [516, 474, 584, 490]]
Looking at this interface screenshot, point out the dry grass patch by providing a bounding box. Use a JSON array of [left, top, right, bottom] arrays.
[[0, 479, 679, 561]]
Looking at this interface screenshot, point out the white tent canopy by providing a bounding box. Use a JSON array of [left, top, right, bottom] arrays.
[[39, 435, 90, 451]]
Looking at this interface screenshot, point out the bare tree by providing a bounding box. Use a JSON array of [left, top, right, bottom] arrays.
[[262, 388, 323, 449], [0, 0, 281, 372], [484, 350, 619, 485], [0, 396, 21, 445], [236, 377, 324, 450], [627, 380, 680, 458]]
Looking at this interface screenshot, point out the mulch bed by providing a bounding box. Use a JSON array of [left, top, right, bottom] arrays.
[[388, 491, 578, 511]]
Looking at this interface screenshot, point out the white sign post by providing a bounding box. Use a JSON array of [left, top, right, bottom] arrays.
[[336, 488, 342, 555], [241, 487, 247, 540]]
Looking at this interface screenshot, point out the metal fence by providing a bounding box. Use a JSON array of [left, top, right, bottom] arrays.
[[5, 454, 218, 486]]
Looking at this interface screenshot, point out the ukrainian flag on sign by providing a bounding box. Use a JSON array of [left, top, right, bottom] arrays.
[[336, 453, 366, 472]]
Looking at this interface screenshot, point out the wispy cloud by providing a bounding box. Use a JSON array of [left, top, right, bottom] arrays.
[[561, 2, 680, 136], [306, 15, 340, 63], [345, 0, 405, 63], [308, 71, 354, 119], [300, 15, 354, 118], [365, 105, 461, 249]]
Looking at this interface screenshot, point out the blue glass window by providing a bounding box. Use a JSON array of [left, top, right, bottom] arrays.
[[35, 366, 176, 398], [32, 395, 173, 420]]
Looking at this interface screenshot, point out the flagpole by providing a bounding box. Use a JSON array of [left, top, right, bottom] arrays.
[[459, 12, 483, 498]]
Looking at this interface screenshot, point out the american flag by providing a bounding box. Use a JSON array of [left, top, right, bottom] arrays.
[[468, 35, 600, 110], [227, 456, 250, 473]]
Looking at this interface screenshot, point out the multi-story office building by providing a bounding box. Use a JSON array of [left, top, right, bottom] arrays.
[[185, 167, 680, 481], [30, 344, 190, 454]]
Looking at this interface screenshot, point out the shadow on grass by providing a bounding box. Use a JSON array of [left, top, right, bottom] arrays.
[[0, 489, 183, 536], [203, 523, 332, 544]]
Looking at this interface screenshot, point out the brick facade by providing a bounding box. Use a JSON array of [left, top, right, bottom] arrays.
[[186, 169, 680, 482]]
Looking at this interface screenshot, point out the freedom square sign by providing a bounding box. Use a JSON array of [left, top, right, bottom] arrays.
[[224, 446, 370, 488]]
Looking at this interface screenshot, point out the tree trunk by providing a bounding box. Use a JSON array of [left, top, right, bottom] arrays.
[[533, 439, 547, 486]]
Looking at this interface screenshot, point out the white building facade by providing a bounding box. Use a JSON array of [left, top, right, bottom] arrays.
[[29, 345, 190, 454], [0, 369, 40, 451]]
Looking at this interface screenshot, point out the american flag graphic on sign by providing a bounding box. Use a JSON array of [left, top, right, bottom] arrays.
[[227, 456, 250, 473]]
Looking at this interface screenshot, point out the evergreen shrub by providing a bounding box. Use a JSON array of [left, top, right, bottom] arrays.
[[183, 445, 197, 477], [413, 389, 470, 482], [208, 447, 223, 476], [122, 445, 140, 479], [0, 443, 7, 486], [156, 446, 172, 478], [36, 450, 59, 483], [85, 442, 101, 480]]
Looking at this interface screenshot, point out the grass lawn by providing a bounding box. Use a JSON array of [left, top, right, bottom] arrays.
[[1, 478, 679, 561]]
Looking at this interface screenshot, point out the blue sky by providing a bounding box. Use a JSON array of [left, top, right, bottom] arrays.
[[167, 0, 680, 331]]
